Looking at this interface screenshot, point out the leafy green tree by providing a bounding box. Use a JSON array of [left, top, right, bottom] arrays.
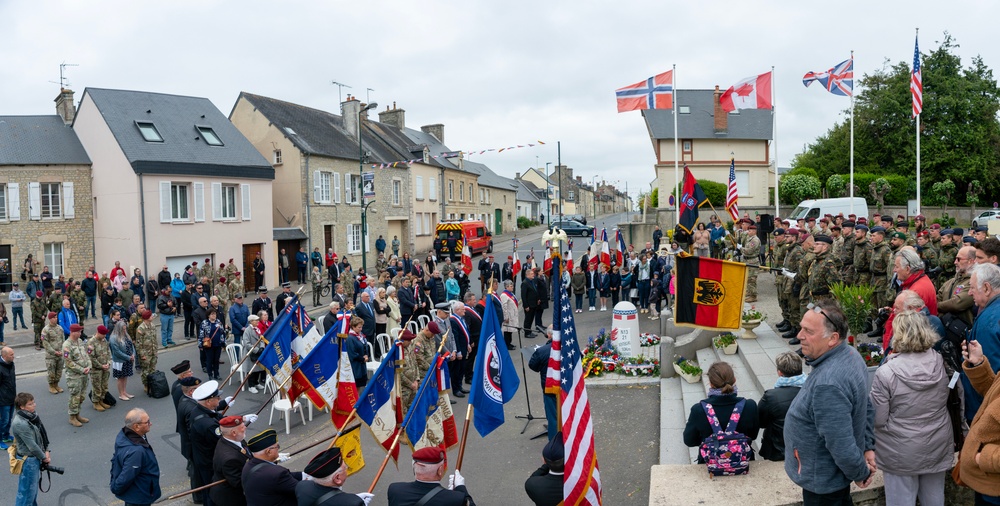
[[826, 174, 847, 198], [779, 175, 822, 204], [930, 179, 956, 213], [968, 180, 984, 215]]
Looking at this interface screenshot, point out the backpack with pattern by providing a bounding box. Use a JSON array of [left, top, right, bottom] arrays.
[[698, 399, 751, 477]]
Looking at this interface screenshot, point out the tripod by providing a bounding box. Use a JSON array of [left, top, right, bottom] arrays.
[[513, 328, 548, 440]]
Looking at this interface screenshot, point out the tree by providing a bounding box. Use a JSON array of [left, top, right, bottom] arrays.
[[779, 175, 822, 205], [826, 174, 847, 198], [791, 33, 1000, 203], [930, 179, 956, 213], [670, 180, 726, 207], [968, 179, 984, 215], [869, 178, 892, 213]]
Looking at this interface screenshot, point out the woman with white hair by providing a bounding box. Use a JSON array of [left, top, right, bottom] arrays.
[[882, 249, 939, 350], [500, 280, 519, 351]]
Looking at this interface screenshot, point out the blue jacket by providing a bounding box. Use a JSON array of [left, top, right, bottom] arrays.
[[784, 342, 874, 494], [80, 277, 97, 297], [110, 428, 161, 503], [228, 302, 250, 338], [344, 332, 368, 382], [170, 278, 185, 298], [57, 307, 78, 336], [963, 294, 1000, 420]]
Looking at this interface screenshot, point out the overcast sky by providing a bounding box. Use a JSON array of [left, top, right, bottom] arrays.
[[3, 1, 997, 202]]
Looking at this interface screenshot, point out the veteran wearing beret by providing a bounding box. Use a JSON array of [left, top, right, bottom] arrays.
[[295, 447, 372, 505], [387, 446, 475, 506], [243, 429, 302, 506]]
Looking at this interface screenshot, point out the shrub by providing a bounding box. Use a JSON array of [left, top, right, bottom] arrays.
[[517, 216, 539, 229], [778, 174, 822, 204]]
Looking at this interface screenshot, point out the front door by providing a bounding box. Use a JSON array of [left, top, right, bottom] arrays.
[[494, 209, 503, 235], [277, 240, 300, 282], [242, 243, 261, 293]]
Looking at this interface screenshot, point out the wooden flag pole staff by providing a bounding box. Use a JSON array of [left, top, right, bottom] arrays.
[[704, 201, 739, 250], [455, 404, 473, 471], [367, 333, 449, 493], [217, 331, 265, 390]]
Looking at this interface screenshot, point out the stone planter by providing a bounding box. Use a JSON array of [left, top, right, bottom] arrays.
[[673, 362, 702, 383], [717, 342, 738, 355], [741, 319, 762, 339]]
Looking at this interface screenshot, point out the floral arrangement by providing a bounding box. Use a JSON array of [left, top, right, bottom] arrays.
[[713, 333, 738, 348], [674, 356, 702, 375], [640, 333, 661, 347], [618, 356, 661, 376], [830, 282, 876, 337], [581, 329, 660, 378], [856, 342, 884, 367], [742, 306, 766, 322], [584, 355, 606, 377]]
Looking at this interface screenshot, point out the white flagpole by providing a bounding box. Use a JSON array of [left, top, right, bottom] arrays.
[[673, 63, 680, 228], [849, 50, 855, 214], [772, 65, 779, 217], [915, 28, 921, 215]]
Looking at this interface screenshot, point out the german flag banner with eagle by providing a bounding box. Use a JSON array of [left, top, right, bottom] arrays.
[[674, 256, 747, 330]]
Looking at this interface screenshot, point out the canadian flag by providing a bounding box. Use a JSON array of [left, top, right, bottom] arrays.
[[461, 237, 473, 275], [720, 71, 773, 112], [512, 250, 521, 276]]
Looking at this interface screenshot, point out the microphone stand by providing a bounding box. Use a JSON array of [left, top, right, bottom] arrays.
[[513, 327, 538, 434]]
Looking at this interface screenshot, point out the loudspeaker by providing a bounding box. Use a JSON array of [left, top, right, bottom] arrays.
[[757, 214, 774, 234]]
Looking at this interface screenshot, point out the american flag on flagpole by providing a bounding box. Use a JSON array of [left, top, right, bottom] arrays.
[[546, 262, 603, 505], [912, 35, 922, 118], [725, 158, 739, 222]]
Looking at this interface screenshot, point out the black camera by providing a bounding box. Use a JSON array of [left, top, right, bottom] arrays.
[[41, 463, 65, 475], [873, 307, 891, 328]]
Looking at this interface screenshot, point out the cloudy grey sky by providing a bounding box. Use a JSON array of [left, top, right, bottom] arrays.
[[3, 1, 996, 202]]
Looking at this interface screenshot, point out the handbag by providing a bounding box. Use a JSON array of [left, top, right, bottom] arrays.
[[8, 443, 26, 475]]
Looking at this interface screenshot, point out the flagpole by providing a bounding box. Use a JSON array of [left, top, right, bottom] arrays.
[[455, 404, 474, 471], [772, 65, 779, 217], [673, 63, 680, 228], [849, 50, 855, 214], [217, 329, 265, 388], [326, 409, 358, 449], [915, 28, 921, 215]]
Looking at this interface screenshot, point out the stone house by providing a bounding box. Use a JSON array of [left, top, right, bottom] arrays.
[[514, 177, 541, 222], [73, 88, 275, 292], [460, 160, 518, 235], [0, 89, 93, 284], [644, 87, 774, 210]]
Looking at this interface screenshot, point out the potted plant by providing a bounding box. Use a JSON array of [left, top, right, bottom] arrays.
[[830, 283, 876, 341], [713, 333, 739, 355], [741, 306, 766, 339], [673, 356, 702, 383]]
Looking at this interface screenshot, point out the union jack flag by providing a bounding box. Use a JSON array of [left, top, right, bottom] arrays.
[[802, 58, 854, 97], [912, 35, 922, 117], [615, 70, 673, 113]]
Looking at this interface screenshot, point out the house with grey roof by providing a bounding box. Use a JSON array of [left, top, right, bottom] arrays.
[[0, 89, 93, 284], [514, 177, 541, 222], [643, 87, 774, 212], [457, 159, 518, 235], [73, 88, 276, 291]]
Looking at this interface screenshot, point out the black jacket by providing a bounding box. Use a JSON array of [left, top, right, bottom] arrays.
[[387, 480, 475, 506], [0, 357, 15, 405], [251, 297, 274, 322], [683, 393, 760, 463], [528, 341, 552, 391], [176, 396, 199, 460], [242, 456, 302, 506], [188, 403, 222, 469], [524, 464, 562, 506], [157, 271, 172, 291], [275, 291, 293, 315], [294, 481, 364, 506], [757, 385, 801, 461], [521, 278, 541, 310], [211, 438, 249, 506]]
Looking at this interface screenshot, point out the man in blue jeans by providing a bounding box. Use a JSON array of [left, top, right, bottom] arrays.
[[81, 271, 98, 319], [0, 347, 15, 449], [156, 288, 176, 347]]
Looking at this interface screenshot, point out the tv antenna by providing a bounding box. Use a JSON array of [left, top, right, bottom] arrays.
[[331, 81, 352, 103], [49, 62, 79, 89], [366, 88, 374, 103]]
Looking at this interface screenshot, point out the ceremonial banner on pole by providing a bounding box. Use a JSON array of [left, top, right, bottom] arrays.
[[332, 341, 359, 430], [257, 299, 301, 385], [354, 343, 401, 462], [415, 353, 459, 450], [333, 424, 366, 476], [468, 294, 520, 437], [403, 353, 441, 446], [287, 326, 339, 409], [674, 256, 747, 330], [677, 166, 709, 234]]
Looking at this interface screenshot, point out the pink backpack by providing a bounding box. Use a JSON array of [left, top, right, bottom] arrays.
[[698, 400, 751, 477]]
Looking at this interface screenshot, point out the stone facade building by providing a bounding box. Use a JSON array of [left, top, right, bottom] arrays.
[[0, 91, 94, 284]]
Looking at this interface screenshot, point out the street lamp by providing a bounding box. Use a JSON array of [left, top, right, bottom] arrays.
[[592, 175, 598, 218], [545, 162, 552, 228], [359, 101, 378, 272]]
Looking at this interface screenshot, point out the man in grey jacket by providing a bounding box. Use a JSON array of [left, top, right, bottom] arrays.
[[784, 300, 876, 505]]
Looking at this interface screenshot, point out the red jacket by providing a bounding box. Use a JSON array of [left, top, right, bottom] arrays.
[[884, 270, 938, 350]]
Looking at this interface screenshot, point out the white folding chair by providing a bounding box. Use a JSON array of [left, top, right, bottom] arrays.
[[225, 344, 245, 390], [417, 315, 430, 329], [266, 377, 306, 434], [366, 342, 380, 375], [407, 320, 419, 336]]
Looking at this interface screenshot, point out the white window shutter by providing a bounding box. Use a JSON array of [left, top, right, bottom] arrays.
[[160, 182, 171, 222], [211, 182, 223, 221], [7, 182, 20, 221], [313, 170, 322, 203], [241, 183, 251, 220], [194, 182, 205, 222], [28, 182, 40, 220], [343, 174, 350, 204], [334, 173, 342, 204], [63, 182, 75, 218]]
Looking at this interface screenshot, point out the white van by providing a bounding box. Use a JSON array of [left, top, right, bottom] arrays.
[[788, 197, 869, 221]]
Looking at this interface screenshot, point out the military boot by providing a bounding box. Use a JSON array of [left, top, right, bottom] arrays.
[[100, 400, 113, 410], [775, 320, 790, 332], [781, 327, 799, 339], [76, 414, 89, 423], [57, 385, 64, 393], [92, 402, 106, 412], [69, 416, 82, 427], [49, 383, 60, 394]]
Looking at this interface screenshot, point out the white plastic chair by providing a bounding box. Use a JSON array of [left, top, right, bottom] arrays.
[[407, 320, 419, 336], [366, 342, 380, 376], [389, 327, 402, 340], [266, 377, 306, 434], [417, 314, 430, 329], [375, 333, 392, 359], [225, 344, 245, 390]]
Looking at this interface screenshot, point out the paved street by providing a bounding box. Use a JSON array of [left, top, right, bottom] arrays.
[[0, 211, 668, 505]]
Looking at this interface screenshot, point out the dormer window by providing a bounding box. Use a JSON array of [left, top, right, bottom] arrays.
[[197, 126, 223, 146], [136, 121, 163, 142]]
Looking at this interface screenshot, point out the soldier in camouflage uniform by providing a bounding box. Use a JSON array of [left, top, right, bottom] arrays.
[[215, 276, 231, 305], [135, 310, 159, 390], [916, 231, 939, 272], [937, 230, 959, 285], [127, 304, 144, 341], [376, 253, 389, 277], [794, 236, 817, 342], [42, 312, 65, 393], [840, 222, 857, 283], [71, 283, 87, 323], [228, 274, 244, 304], [31, 291, 47, 349], [772, 229, 792, 331], [62, 323, 91, 426], [339, 268, 356, 304], [87, 325, 112, 412], [852, 225, 873, 286], [930, 226, 943, 254], [869, 227, 893, 310], [400, 325, 436, 413], [198, 259, 215, 287], [781, 230, 806, 338], [895, 222, 917, 247], [808, 236, 842, 301], [830, 226, 845, 262], [742, 223, 761, 303], [47, 289, 65, 314], [223, 259, 238, 281], [889, 232, 907, 256]]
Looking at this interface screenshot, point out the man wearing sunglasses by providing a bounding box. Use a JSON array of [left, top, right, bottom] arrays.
[[783, 300, 876, 505]]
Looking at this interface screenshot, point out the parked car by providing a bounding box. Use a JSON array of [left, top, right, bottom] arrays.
[[565, 214, 588, 225], [972, 209, 1000, 228], [551, 219, 595, 237], [435, 220, 493, 258]]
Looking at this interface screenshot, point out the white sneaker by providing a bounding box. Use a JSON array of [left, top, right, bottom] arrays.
[[249, 386, 258, 394], [600, 306, 607, 311], [589, 307, 595, 311]]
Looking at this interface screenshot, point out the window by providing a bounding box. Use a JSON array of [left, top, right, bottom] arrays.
[[486, 189, 491, 204], [568, 190, 575, 202], [136, 122, 163, 142], [480, 188, 485, 204], [415, 213, 423, 235], [273, 149, 283, 165], [460, 182, 464, 202], [44, 242, 64, 277], [347, 224, 362, 253], [197, 126, 223, 146], [314, 172, 331, 204], [171, 184, 189, 220], [682, 140, 692, 153], [392, 180, 401, 205], [0, 184, 6, 220], [423, 214, 431, 235], [415, 175, 424, 200], [40, 183, 61, 218], [345, 174, 359, 204], [736, 170, 751, 196], [429, 177, 437, 200], [448, 181, 454, 201], [212, 183, 237, 220]]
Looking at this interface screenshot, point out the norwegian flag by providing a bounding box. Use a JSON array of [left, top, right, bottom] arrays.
[[614, 230, 625, 266], [726, 158, 740, 221], [912, 35, 922, 118], [615, 70, 673, 113], [803, 58, 854, 97], [599, 229, 611, 268]]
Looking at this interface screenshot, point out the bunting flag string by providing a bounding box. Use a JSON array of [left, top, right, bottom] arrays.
[[369, 140, 547, 169]]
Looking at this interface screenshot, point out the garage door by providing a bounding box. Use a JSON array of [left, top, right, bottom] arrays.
[[166, 254, 213, 279]]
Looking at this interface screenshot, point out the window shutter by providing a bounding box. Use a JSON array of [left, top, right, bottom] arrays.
[[7, 182, 20, 221], [63, 182, 75, 219], [28, 182, 40, 220], [241, 183, 251, 220], [211, 182, 223, 221], [193, 182, 205, 222], [334, 173, 342, 204], [313, 170, 322, 203], [346, 224, 355, 252], [160, 182, 172, 222]]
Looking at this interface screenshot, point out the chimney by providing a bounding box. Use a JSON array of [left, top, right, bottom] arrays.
[[55, 88, 75, 125], [576, 176, 582, 183], [378, 102, 405, 129], [713, 85, 728, 133], [341, 95, 361, 139], [515, 172, 521, 179], [421, 124, 444, 144], [557, 165, 572, 182]]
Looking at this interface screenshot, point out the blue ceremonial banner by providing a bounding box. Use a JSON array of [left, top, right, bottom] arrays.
[[403, 352, 440, 445], [468, 293, 520, 437], [257, 298, 300, 385], [355, 343, 400, 425], [287, 326, 340, 408]]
